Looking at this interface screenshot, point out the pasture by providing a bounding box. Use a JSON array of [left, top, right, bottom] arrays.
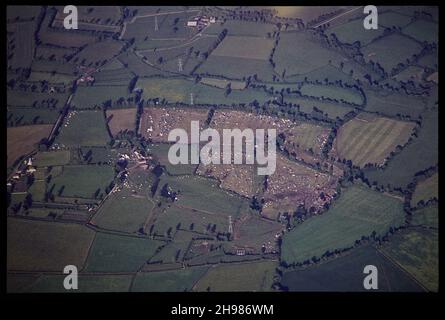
[[328, 17, 384, 46], [159, 174, 252, 218], [361, 33, 423, 72], [34, 150, 71, 167], [299, 84, 364, 105], [7, 107, 60, 127], [49, 165, 115, 199], [379, 227, 438, 291], [212, 36, 273, 61], [148, 143, 198, 175], [193, 260, 277, 291], [402, 19, 438, 43], [281, 185, 405, 265], [364, 89, 426, 118], [273, 32, 344, 77], [411, 173, 438, 207], [92, 187, 154, 233], [106, 107, 137, 136], [281, 245, 423, 291], [71, 85, 132, 109], [411, 205, 438, 229], [28, 274, 132, 293], [332, 114, 415, 167], [7, 218, 95, 271], [55, 111, 110, 147], [83, 232, 163, 272], [152, 204, 229, 236], [204, 20, 278, 37], [137, 77, 270, 105], [364, 109, 438, 189], [132, 266, 209, 292]]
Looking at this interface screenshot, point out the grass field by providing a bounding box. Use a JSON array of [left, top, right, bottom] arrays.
[[284, 96, 355, 120], [8, 21, 36, 69], [365, 109, 438, 189], [148, 143, 198, 175], [7, 218, 95, 271], [362, 33, 422, 72], [274, 32, 344, 77], [410, 205, 438, 229], [200, 77, 246, 90], [92, 187, 154, 233], [329, 17, 384, 46], [299, 83, 364, 105], [137, 77, 270, 105], [106, 107, 137, 136], [71, 85, 132, 109], [204, 20, 278, 37], [364, 89, 426, 118], [281, 185, 405, 265], [332, 114, 415, 167], [281, 245, 423, 291], [152, 204, 229, 236], [196, 55, 274, 81], [28, 274, 133, 293], [56, 111, 110, 147], [212, 36, 273, 60], [411, 173, 438, 207], [193, 260, 277, 291], [402, 19, 438, 43], [378, 11, 413, 29], [73, 40, 124, 67], [379, 227, 438, 291], [7, 125, 52, 167], [83, 232, 163, 272], [34, 150, 71, 167], [7, 89, 70, 110], [132, 266, 209, 292], [49, 165, 115, 199], [7, 107, 60, 127], [159, 174, 252, 218]]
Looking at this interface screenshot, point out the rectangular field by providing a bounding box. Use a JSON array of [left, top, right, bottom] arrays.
[[281, 185, 405, 265]]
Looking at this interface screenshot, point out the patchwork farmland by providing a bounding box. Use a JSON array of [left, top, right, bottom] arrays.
[[6, 5, 438, 293]]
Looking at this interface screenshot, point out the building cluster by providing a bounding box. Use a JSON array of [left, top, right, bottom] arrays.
[[7, 157, 37, 193], [186, 15, 217, 30]]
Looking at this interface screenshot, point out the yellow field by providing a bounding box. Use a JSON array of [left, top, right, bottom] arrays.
[[106, 107, 137, 136], [332, 115, 415, 167]]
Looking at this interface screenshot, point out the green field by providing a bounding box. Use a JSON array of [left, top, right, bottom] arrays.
[[132, 266, 209, 292], [148, 143, 197, 175], [411, 205, 438, 229], [158, 174, 252, 218], [34, 150, 71, 167], [56, 111, 110, 146], [402, 19, 438, 43], [7, 218, 95, 271], [7, 107, 61, 127], [71, 85, 132, 109], [411, 173, 438, 207], [365, 109, 438, 189], [152, 204, 229, 236], [274, 32, 344, 77], [329, 17, 384, 46], [300, 83, 364, 105], [204, 20, 278, 37], [28, 274, 133, 293], [194, 260, 277, 291], [93, 187, 154, 233], [364, 89, 426, 118], [333, 115, 415, 167], [83, 232, 163, 272], [281, 245, 423, 291], [137, 77, 270, 105], [362, 33, 423, 72], [281, 185, 405, 265], [49, 165, 115, 199], [379, 227, 438, 291]]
